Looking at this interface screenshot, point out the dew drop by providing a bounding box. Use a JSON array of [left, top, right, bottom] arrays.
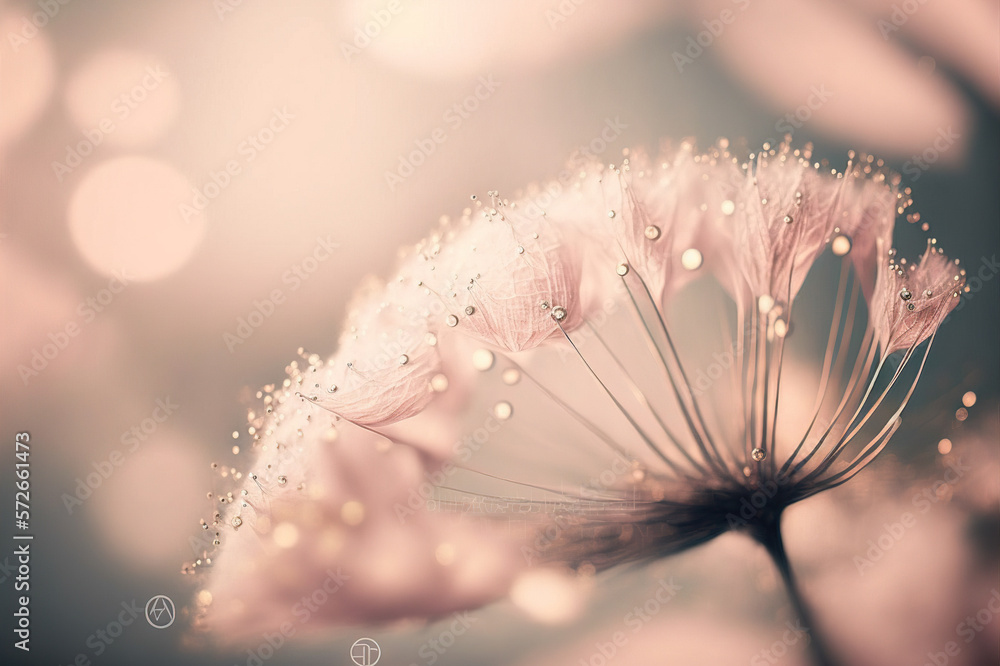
[[501, 368, 521, 385], [773, 318, 790, 338], [516, 246, 525, 254], [551, 306, 568, 321], [616, 262, 630, 276], [231, 516, 243, 528], [644, 225, 661, 240], [923, 289, 933, 298], [277, 475, 287, 485], [232, 445, 240, 455], [783, 215, 793, 224], [751, 448, 766, 462], [899, 288, 912, 301], [680, 248, 703, 270], [472, 349, 495, 371], [906, 303, 915, 311], [430, 374, 449, 392], [831, 234, 852, 256], [493, 401, 513, 420], [446, 314, 459, 327], [721, 200, 735, 216], [607, 210, 616, 219], [398, 354, 409, 365], [758, 295, 775, 314], [465, 305, 476, 316]]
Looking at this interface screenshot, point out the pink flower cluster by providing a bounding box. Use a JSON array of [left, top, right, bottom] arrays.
[[190, 139, 965, 644]]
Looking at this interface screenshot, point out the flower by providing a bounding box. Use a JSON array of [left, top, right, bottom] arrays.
[[190, 139, 965, 665]]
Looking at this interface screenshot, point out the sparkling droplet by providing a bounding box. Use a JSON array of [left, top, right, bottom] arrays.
[[472, 349, 495, 371], [616, 262, 629, 276], [516, 246, 525, 254], [398, 354, 409, 365], [774, 318, 790, 338], [751, 448, 766, 462], [327, 385, 338, 393], [232, 445, 240, 455], [899, 288, 912, 301], [644, 225, 661, 240], [430, 373, 449, 392], [923, 289, 933, 298], [277, 475, 287, 485], [446, 314, 459, 327], [831, 234, 852, 256], [493, 401, 513, 420], [906, 303, 915, 311], [501, 368, 521, 385], [758, 295, 775, 314], [551, 306, 567, 321], [464, 305, 475, 316], [607, 210, 616, 218], [680, 248, 703, 270], [721, 200, 735, 216], [231, 516, 243, 528], [783, 215, 793, 224]]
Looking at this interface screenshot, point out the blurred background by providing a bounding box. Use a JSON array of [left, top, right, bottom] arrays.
[[1, 1, 997, 664]]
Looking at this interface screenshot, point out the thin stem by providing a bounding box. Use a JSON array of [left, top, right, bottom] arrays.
[[751, 514, 839, 666]]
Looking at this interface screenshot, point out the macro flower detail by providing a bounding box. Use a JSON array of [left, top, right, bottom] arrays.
[[189, 139, 966, 666], [871, 238, 966, 355]]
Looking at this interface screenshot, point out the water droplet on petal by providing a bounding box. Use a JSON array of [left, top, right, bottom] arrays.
[[399, 354, 409, 365], [616, 262, 629, 276], [472, 349, 495, 371], [551, 306, 567, 321], [465, 305, 475, 315], [758, 295, 775, 314], [774, 318, 790, 338], [783, 215, 793, 224], [721, 200, 735, 215], [446, 314, 459, 327], [899, 288, 913, 301], [751, 448, 766, 462], [831, 234, 852, 256], [681, 248, 703, 270], [644, 225, 661, 240], [231, 516, 243, 528], [493, 401, 513, 420], [516, 246, 525, 254], [502, 368, 521, 385], [607, 210, 616, 219], [277, 475, 287, 485], [430, 373, 449, 392]]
